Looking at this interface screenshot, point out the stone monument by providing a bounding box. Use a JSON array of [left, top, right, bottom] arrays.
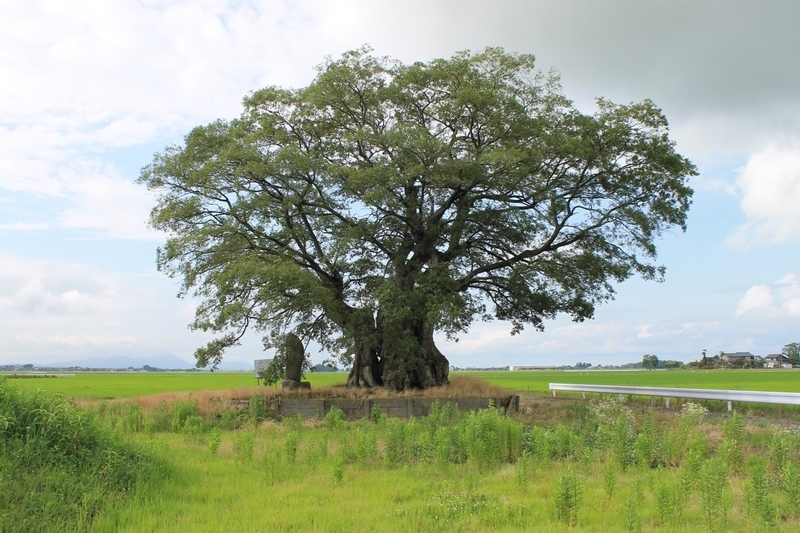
[[280, 333, 311, 391]]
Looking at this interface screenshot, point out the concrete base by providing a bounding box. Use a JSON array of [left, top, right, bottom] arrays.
[[280, 379, 312, 391]]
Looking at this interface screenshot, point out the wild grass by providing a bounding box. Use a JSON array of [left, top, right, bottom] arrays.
[[80, 392, 800, 532], [0, 377, 156, 533]]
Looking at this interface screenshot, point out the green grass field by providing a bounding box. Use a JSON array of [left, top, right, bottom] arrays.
[[6, 368, 800, 399]]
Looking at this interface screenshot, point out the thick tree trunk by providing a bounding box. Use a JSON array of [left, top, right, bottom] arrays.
[[346, 341, 382, 387], [343, 308, 383, 388], [379, 319, 449, 391]]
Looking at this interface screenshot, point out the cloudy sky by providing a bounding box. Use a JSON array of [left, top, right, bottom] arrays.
[[2, 0, 799, 368]]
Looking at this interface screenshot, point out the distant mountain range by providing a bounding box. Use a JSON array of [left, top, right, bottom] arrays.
[[10, 354, 254, 372], [43, 354, 195, 370]]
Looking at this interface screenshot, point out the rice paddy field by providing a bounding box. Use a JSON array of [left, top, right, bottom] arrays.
[[5, 368, 800, 398], [4, 369, 800, 532]]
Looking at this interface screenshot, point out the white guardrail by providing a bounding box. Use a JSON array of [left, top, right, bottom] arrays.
[[548, 383, 800, 412]]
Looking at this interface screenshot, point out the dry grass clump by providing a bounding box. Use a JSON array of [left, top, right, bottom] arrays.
[[246, 375, 508, 400], [82, 376, 510, 417], [79, 387, 262, 416]]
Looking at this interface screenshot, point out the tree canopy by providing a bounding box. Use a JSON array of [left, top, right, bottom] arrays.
[[139, 47, 695, 390], [642, 354, 659, 370], [782, 342, 800, 365]]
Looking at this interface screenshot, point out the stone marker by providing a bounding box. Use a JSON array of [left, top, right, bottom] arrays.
[[281, 333, 311, 391]]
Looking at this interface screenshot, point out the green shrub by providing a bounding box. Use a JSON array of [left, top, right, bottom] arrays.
[[182, 415, 207, 443], [370, 404, 387, 424], [325, 405, 346, 431], [120, 402, 145, 433], [461, 407, 521, 469], [145, 401, 170, 433], [683, 432, 710, 490], [383, 418, 407, 468], [218, 408, 243, 430], [171, 398, 201, 432], [305, 434, 329, 467]]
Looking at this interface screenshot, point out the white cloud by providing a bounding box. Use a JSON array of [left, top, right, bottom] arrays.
[[735, 284, 774, 316], [735, 274, 800, 319], [0, 258, 121, 316], [56, 165, 159, 239], [0, 222, 50, 230], [728, 142, 800, 247], [0, 252, 268, 364], [0, 0, 324, 238], [776, 274, 800, 317]]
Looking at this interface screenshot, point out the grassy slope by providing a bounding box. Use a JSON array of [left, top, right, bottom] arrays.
[[0, 378, 156, 533]]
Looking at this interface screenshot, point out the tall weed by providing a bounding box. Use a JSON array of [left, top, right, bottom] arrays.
[[744, 455, 775, 527], [233, 432, 255, 463], [623, 479, 645, 533], [699, 457, 730, 532], [591, 396, 636, 470], [719, 412, 745, 474], [552, 466, 582, 526]]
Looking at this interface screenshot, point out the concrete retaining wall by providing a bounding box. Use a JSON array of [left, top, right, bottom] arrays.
[[257, 395, 519, 419]]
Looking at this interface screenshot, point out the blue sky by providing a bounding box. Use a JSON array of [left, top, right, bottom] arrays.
[[1, 0, 799, 368]]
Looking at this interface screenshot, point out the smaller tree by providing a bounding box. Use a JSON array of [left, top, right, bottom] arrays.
[[664, 360, 682, 370], [782, 342, 800, 366], [642, 354, 659, 370]]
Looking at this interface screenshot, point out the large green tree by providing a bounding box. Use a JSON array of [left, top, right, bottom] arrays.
[[782, 342, 800, 365], [140, 47, 695, 391]]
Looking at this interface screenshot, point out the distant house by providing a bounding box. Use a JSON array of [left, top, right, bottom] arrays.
[[764, 354, 792, 369], [509, 365, 557, 371], [720, 351, 756, 367]]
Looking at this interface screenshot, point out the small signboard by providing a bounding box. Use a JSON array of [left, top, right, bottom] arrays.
[[254, 358, 273, 378]]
